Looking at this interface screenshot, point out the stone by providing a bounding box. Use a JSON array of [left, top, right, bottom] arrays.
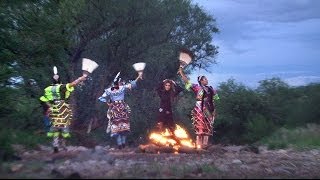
[[232, 159, 242, 164], [10, 164, 23, 172]]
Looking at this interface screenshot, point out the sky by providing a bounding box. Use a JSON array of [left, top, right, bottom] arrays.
[[189, 0, 320, 88]]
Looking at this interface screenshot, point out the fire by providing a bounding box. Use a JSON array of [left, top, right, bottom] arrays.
[[149, 124, 195, 150], [174, 125, 189, 139]]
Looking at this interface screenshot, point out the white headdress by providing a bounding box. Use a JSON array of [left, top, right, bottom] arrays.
[[53, 66, 59, 81]]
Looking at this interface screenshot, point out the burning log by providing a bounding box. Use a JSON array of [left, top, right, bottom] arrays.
[[138, 124, 204, 154], [138, 144, 201, 154], [178, 146, 198, 154], [138, 144, 174, 154]]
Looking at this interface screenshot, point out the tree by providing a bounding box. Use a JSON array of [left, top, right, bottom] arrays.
[[257, 77, 292, 126], [214, 79, 266, 143], [71, 0, 220, 136], [0, 0, 219, 143]]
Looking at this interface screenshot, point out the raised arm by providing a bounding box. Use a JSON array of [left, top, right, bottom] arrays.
[[178, 67, 189, 84], [175, 83, 184, 96], [178, 67, 194, 91], [69, 74, 87, 87], [135, 72, 143, 82], [123, 73, 143, 91], [98, 89, 110, 103]]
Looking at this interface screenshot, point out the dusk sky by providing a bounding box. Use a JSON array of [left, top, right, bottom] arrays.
[[189, 0, 320, 88]]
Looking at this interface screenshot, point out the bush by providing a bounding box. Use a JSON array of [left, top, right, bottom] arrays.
[[0, 129, 14, 162], [244, 113, 276, 143], [0, 128, 50, 162], [260, 123, 320, 150]]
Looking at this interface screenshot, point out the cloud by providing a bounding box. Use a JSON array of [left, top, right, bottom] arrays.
[[189, 72, 257, 88], [194, 0, 320, 47], [197, 0, 320, 23], [191, 0, 320, 87], [284, 76, 320, 86], [255, 71, 308, 77], [215, 37, 320, 68], [242, 19, 320, 42], [190, 69, 320, 89]]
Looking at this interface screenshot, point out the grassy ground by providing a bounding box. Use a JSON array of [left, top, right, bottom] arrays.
[[260, 123, 320, 150]]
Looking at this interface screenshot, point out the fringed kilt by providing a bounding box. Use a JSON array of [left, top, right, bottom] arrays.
[[107, 101, 131, 137], [47, 100, 72, 138], [191, 101, 215, 136]]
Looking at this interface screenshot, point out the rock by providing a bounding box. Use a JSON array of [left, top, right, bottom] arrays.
[[11, 144, 26, 154], [74, 151, 90, 162], [22, 151, 30, 156], [126, 160, 138, 166], [216, 164, 229, 172], [207, 145, 227, 154], [272, 166, 292, 175], [37, 145, 52, 152], [51, 169, 64, 178], [74, 149, 112, 162], [1, 151, 22, 161], [4, 144, 320, 178], [76, 146, 89, 151], [107, 158, 115, 165], [67, 146, 88, 152], [240, 145, 259, 154], [87, 160, 97, 165], [165, 157, 176, 161], [114, 159, 125, 167], [232, 159, 242, 164], [94, 145, 104, 151], [100, 160, 108, 165], [310, 150, 319, 156], [10, 164, 23, 172], [222, 145, 243, 152], [93, 148, 105, 155], [178, 146, 198, 154], [192, 166, 203, 174], [258, 146, 269, 153], [277, 149, 287, 154], [67, 172, 81, 179], [265, 168, 273, 174], [105, 169, 120, 177], [44, 157, 55, 163], [240, 164, 251, 170], [135, 148, 144, 153], [64, 160, 71, 165]]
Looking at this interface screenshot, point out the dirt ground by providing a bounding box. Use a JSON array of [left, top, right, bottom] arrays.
[[1, 144, 320, 179]]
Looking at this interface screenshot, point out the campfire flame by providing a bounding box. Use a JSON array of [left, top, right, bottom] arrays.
[[149, 124, 195, 150]]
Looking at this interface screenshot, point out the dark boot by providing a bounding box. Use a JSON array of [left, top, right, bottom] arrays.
[[122, 144, 125, 149], [53, 147, 59, 153], [118, 145, 123, 150], [61, 138, 67, 151]]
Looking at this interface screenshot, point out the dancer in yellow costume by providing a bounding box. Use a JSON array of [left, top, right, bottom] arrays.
[[40, 67, 87, 153]]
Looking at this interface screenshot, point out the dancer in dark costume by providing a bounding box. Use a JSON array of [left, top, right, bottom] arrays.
[[155, 79, 184, 132]]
